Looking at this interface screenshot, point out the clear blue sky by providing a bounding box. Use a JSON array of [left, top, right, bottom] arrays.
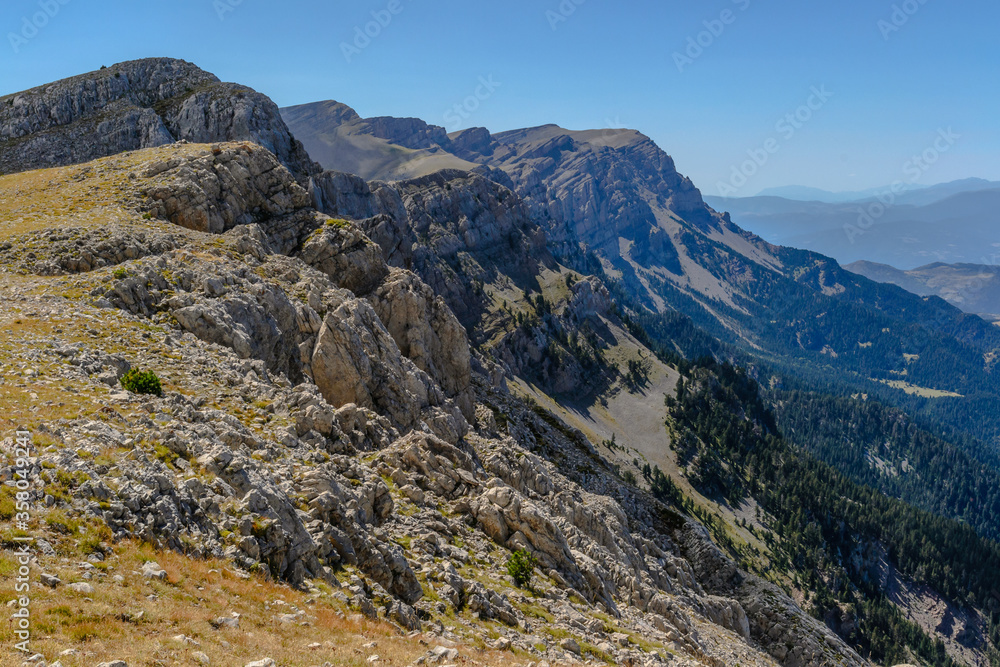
[[2, 0, 997, 195]]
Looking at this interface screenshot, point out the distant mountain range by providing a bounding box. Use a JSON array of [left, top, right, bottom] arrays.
[[845, 260, 1000, 318], [706, 184, 1000, 270], [756, 178, 1000, 205]]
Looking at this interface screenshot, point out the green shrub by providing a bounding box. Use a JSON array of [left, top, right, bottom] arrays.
[[506, 549, 538, 589], [120, 369, 162, 396], [112, 267, 128, 280]]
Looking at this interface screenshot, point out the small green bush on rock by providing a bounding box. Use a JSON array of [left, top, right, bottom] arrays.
[[507, 549, 538, 589], [120, 369, 162, 396]]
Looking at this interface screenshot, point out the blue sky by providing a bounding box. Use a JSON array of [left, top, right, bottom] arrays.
[[2, 0, 997, 196]]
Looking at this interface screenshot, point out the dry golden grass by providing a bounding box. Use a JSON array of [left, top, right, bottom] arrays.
[[0, 284, 139, 429], [0, 142, 229, 241], [0, 533, 518, 667], [0, 269, 281, 438]]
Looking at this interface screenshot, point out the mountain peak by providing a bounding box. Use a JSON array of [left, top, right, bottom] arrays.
[[0, 57, 318, 179], [282, 99, 362, 125]]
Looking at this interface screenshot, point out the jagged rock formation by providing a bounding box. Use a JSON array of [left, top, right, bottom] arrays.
[[465, 125, 715, 249], [285, 98, 1000, 418], [309, 163, 614, 397], [392, 169, 549, 329], [0, 136, 871, 666], [283, 100, 711, 256], [370, 269, 475, 419], [140, 142, 314, 233], [0, 58, 318, 179]]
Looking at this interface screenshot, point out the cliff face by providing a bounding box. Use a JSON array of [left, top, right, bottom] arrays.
[[280, 100, 747, 311], [0, 62, 885, 667], [464, 125, 716, 252], [283, 101, 712, 254], [311, 167, 549, 333], [0, 58, 318, 179]]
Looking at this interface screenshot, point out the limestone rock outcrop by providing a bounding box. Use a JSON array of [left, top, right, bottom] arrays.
[[140, 144, 312, 233], [0, 65, 881, 664], [0, 58, 318, 178], [370, 269, 474, 419]]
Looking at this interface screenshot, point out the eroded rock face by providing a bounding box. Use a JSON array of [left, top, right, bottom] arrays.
[[475, 126, 712, 252], [394, 170, 550, 330], [0, 57, 318, 178], [105, 249, 305, 383], [298, 221, 389, 297], [370, 269, 474, 419], [101, 228, 468, 444], [140, 144, 312, 233], [1, 225, 183, 275], [566, 276, 614, 321], [678, 522, 862, 667], [309, 170, 413, 267], [310, 166, 550, 335], [355, 115, 452, 151], [310, 297, 428, 431], [284, 100, 715, 257]]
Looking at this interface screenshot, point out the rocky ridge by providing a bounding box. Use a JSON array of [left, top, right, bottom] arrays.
[[0, 59, 889, 666], [0, 58, 318, 179], [283, 97, 1000, 419], [0, 138, 869, 667]]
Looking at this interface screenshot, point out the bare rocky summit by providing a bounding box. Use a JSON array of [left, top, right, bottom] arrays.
[[0, 58, 318, 179]]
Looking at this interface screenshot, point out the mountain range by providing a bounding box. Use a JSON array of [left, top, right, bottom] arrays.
[[755, 179, 1000, 205], [3, 58, 1000, 667], [704, 186, 1000, 270], [845, 261, 1000, 318], [285, 100, 1000, 416]]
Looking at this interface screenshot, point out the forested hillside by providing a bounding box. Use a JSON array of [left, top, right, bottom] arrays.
[[773, 390, 1000, 543], [664, 358, 1000, 667]]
